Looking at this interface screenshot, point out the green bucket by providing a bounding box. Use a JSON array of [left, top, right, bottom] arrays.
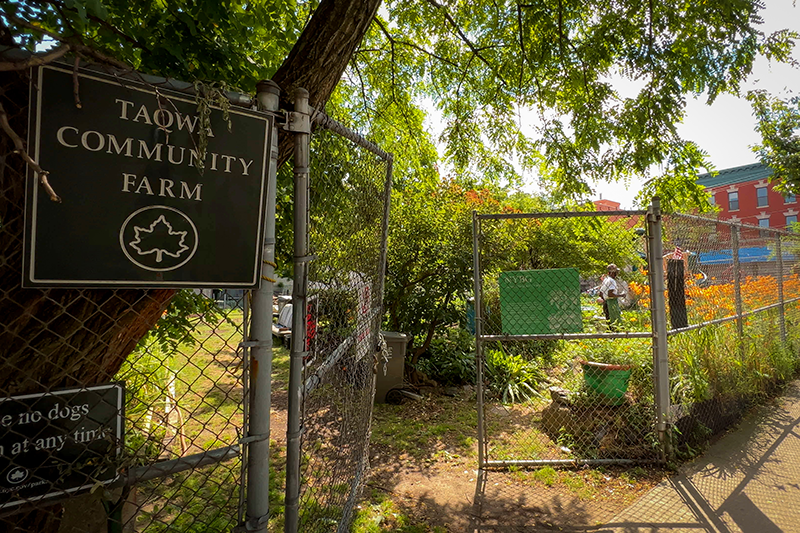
[[581, 361, 632, 405]]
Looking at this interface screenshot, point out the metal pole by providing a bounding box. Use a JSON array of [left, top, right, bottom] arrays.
[[244, 79, 280, 533], [238, 285, 250, 525], [285, 87, 310, 533], [472, 211, 486, 469], [647, 197, 670, 461], [732, 226, 744, 343], [777, 234, 787, 344], [377, 156, 393, 328]]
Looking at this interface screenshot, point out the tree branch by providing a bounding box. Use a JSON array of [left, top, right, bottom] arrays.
[[29, 0, 149, 51], [5, 14, 131, 70], [0, 101, 60, 202], [0, 44, 71, 71], [423, 0, 508, 86], [373, 17, 460, 69]]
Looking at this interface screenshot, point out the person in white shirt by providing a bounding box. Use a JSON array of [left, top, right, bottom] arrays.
[[598, 263, 623, 327]]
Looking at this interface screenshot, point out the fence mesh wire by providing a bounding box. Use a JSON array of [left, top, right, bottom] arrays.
[[1, 68, 251, 532], [662, 214, 800, 456], [475, 212, 661, 465], [295, 119, 390, 531]]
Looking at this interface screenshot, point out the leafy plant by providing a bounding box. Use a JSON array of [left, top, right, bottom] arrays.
[[484, 347, 547, 403], [578, 338, 650, 368], [415, 328, 476, 386]]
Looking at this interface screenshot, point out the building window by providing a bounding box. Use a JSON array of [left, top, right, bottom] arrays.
[[709, 194, 716, 206], [786, 193, 796, 204], [728, 191, 739, 211], [757, 187, 769, 207], [759, 217, 770, 237], [786, 215, 797, 229]]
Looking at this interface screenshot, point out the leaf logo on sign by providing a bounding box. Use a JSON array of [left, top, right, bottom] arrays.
[[6, 467, 28, 485], [129, 215, 190, 263]]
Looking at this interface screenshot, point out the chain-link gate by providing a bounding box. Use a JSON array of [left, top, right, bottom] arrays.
[[472, 206, 666, 471], [2, 53, 392, 532], [473, 200, 800, 481], [0, 62, 279, 532], [281, 96, 392, 532], [662, 214, 800, 456]]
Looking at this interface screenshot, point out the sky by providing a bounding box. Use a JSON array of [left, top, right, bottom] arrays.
[[593, 0, 800, 208]]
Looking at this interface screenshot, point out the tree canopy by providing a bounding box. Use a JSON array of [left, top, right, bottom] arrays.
[[2, 0, 797, 203], [341, 0, 797, 207], [749, 90, 800, 194]]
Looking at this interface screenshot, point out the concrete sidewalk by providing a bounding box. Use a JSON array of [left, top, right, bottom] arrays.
[[604, 381, 800, 532]]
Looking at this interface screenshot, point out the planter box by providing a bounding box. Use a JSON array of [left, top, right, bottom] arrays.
[[580, 361, 632, 405]]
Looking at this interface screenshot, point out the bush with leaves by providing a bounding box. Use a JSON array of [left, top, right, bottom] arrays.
[[415, 327, 476, 386], [484, 346, 547, 404]]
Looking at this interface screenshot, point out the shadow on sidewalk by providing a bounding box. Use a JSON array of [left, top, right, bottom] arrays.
[[468, 383, 800, 532]]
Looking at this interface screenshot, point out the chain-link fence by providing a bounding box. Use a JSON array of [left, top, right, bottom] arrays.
[[473, 202, 800, 478], [3, 59, 393, 532], [280, 106, 391, 533], [115, 289, 248, 533], [0, 62, 269, 532], [473, 209, 662, 469], [662, 214, 800, 456], [1, 67, 249, 529]]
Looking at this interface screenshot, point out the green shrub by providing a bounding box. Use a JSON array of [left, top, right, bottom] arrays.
[[415, 328, 476, 385], [484, 347, 547, 403]]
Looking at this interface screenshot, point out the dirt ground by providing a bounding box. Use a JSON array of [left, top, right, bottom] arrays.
[[364, 388, 669, 532]]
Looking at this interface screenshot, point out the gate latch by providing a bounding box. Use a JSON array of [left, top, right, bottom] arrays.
[[284, 111, 311, 133]]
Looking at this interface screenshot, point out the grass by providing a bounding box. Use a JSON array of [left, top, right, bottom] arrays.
[[352, 490, 448, 533], [508, 464, 662, 505], [134, 461, 241, 533], [116, 306, 294, 532], [370, 395, 477, 460]]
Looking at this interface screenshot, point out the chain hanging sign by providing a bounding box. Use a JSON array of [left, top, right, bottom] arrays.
[[0, 383, 124, 509], [24, 64, 273, 287]]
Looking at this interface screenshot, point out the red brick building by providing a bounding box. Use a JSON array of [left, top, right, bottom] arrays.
[[697, 163, 797, 230], [593, 199, 641, 229]]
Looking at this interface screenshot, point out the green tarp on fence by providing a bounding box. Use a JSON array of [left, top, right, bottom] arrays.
[[499, 268, 582, 334]]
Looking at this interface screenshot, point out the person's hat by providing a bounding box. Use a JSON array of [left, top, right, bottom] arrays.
[[607, 263, 619, 272]]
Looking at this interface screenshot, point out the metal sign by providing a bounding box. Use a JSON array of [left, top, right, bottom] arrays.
[[24, 64, 273, 287], [499, 268, 583, 334], [0, 383, 124, 509]]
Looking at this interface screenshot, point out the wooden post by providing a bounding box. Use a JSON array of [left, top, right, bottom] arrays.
[[667, 259, 688, 329]]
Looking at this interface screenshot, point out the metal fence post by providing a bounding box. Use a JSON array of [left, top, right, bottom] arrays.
[[472, 211, 486, 469], [647, 197, 671, 461], [244, 79, 281, 532], [777, 233, 787, 344], [732, 225, 744, 343], [285, 87, 311, 533]]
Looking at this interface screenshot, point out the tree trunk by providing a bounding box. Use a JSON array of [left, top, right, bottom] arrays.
[[271, 0, 383, 167]]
